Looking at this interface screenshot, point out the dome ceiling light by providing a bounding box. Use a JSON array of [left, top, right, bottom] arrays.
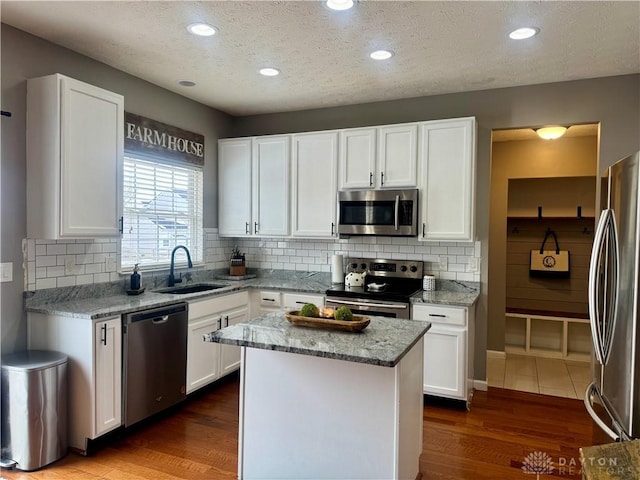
[[536, 126, 568, 140]]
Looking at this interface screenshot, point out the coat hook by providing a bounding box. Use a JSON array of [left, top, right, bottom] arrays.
[[510, 226, 520, 235], [1, 111, 12, 117], [582, 227, 592, 235]]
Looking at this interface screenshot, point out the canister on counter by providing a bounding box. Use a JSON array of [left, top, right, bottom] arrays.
[[422, 275, 436, 291]]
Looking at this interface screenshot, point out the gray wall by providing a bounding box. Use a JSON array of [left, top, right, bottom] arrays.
[[0, 25, 233, 354], [232, 74, 640, 380]]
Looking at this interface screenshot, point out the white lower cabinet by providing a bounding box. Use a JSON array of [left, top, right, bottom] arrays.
[[27, 313, 122, 452], [412, 304, 474, 404], [282, 292, 325, 310], [186, 291, 249, 394], [250, 290, 326, 317]]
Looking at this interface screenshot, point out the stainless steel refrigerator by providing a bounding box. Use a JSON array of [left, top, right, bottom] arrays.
[[585, 151, 640, 442]]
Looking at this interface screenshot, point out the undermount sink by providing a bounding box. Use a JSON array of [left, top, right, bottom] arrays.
[[155, 284, 226, 295]]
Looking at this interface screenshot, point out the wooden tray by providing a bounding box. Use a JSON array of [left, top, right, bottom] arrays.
[[285, 311, 370, 332]]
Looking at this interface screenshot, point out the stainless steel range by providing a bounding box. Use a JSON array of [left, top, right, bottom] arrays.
[[325, 258, 423, 319]]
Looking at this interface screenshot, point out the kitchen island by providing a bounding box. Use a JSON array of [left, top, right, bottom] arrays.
[[206, 311, 431, 480]]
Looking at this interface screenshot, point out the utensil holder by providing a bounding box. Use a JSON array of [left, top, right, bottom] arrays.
[[422, 275, 436, 291]]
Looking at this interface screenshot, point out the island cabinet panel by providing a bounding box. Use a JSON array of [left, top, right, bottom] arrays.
[[418, 117, 476, 242], [27, 73, 124, 239], [238, 339, 424, 480], [291, 132, 338, 238], [27, 313, 122, 453]]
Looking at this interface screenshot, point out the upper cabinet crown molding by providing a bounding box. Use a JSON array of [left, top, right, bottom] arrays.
[[338, 123, 418, 190], [27, 73, 124, 239]]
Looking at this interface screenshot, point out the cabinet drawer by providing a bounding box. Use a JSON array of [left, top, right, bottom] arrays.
[[412, 304, 467, 326], [189, 291, 249, 320], [259, 291, 282, 307], [282, 293, 325, 309]]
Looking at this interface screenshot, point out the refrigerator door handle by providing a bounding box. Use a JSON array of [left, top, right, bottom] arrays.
[[601, 210, 620, 365], [589, 210, 609, 365], [583, 383, 621, 442]]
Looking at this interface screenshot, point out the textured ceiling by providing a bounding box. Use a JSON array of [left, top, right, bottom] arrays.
[[2, 1, 639, 116]]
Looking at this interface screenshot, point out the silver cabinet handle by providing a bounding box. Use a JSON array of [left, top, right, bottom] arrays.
[[217, 317, 222, 330], [262, 298, 276, 302], [254, 222, 258, 234], [428, 314, 446, 318], [331, 222, 335, 236], [380, 171, 384, 187], [245, 222, 250, 234], [422, 223, 426, 238], [224, 315, 229, 328], [101, 324, 107, 346], [369, 172, 373, 187]]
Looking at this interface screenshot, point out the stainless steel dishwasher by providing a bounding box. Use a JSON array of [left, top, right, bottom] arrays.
[[122, 302, 188, 427]]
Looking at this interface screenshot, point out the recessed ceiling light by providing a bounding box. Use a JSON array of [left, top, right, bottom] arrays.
[[259, 68, 280, 77], [508, 27, 540, 40], [326, 0, 354, 11], [178, 80, 196, 87], [187, 23, 217, 37], [370, 50, 394, 61]]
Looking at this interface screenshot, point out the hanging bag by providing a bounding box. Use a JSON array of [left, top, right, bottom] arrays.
[[529, 229, 570, 278]]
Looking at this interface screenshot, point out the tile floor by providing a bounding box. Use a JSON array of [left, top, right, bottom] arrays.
[[487, 354, 591, 399]]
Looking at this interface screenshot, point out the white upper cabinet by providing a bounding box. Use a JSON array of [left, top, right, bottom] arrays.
[[339, 127, 377, 189], [339, 124, 418, 190], [252, 136, 290, 236], [291, 132, 338, 238], [219, 138, 252, 236], [377, 123, 418, 188], [218, 136, 289, 237], [418, 117, 476, 242], [27, 73, 124, 239]]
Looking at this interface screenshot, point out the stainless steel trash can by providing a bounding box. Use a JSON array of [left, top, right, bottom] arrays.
[[1, 350, 68, 471]]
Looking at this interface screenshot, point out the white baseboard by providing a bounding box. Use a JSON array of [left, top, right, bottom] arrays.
[[474, 380, 488, 391], [487, 350, 506, 359]]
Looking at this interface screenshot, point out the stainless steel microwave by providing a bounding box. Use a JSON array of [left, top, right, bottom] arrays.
[[337, 189, 418, 236]]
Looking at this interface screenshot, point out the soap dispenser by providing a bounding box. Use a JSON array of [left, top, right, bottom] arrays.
[[130, 264, 141, 291]]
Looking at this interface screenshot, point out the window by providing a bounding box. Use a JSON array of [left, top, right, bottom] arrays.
[[121, 153, 203, 270]]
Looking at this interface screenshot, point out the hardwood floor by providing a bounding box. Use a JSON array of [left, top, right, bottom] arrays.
[[2, 375, 603, 480]]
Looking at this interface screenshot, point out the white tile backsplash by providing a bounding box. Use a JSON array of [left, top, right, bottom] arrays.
[[24, 229, 481, 290]]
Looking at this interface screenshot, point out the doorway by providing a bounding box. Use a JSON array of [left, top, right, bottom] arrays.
[[486, 124, 598, 399]]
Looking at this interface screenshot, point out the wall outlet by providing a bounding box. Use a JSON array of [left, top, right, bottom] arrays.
[[468, 257, 480, 273], [0, 262, 13, 282], [438, 256, 448, 271]]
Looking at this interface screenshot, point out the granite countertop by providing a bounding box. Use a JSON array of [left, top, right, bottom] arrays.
[[204, 310, 431, 367], [580, 440, 640, 479], [24, 269, 479, 320], [411, 280, 479, 307]]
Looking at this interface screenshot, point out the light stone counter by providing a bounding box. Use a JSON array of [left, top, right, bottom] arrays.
[[580, 440, 640, 480], [205, 310, 431, 367], [24, 268, 478, 319]]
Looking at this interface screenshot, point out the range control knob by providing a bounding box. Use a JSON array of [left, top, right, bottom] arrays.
[[351, 263, 358, 269], [410, 265, 418, 273], [361, 263, 367, 270], [400, 265, 408, 272]]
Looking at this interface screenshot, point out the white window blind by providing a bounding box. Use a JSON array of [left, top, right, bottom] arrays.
[[121, 153, 203, 270]]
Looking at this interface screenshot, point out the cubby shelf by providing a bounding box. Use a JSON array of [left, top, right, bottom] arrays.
[[505, 311, 592, 363]]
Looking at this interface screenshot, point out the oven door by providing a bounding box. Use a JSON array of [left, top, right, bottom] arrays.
[[325, 297, 410, 319], [338, 189, 418, 236]]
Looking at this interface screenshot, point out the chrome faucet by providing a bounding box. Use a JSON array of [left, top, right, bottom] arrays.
[[168, 245, 193, 287]]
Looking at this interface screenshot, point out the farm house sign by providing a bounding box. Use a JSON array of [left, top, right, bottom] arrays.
[[125, 112, 204, 166]]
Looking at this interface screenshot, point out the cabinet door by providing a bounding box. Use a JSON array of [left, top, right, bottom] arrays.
[[219, 138, 252, 236], [377, 124, 417, 188], [219, 306, 250, 376], [339, 128, 376, 189], [253, 136, 290, 236], [187, 315, 221, 394], [291, 132, 338, 237], [60, 76, 123, 237], [94, 317, 122, 436], [419, 118, 476, 241], [423, 324, 466, 400]]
